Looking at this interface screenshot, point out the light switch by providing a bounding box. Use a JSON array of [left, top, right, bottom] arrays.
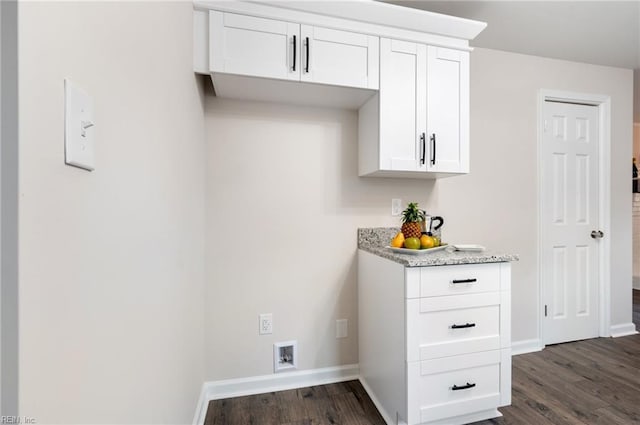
[[65, 79, 95, 171]]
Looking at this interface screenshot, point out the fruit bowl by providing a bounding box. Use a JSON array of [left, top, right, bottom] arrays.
[[386, 244, 448, 255]]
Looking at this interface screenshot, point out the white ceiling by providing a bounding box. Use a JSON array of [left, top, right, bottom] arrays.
[[383, 1, 640, 70]]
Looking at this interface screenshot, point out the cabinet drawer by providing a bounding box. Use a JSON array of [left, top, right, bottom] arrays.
[[407, 350, 502, 424], [406, 263, 501, 298], [406, 293, 501, 361]]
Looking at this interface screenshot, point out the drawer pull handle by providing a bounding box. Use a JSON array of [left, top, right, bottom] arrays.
[[451, 278, 477, 284], [451, 323, 476, 329], [452, 382, 476, 391]]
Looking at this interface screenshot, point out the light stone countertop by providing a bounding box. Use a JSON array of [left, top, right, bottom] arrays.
[[358, 227, 519, 267]]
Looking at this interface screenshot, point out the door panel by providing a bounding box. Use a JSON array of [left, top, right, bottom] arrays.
[[210, 11, 299, 81], [426, 46, 469, 173], [300, 26, 378, 89], [379, 38, 426, 172], [542, 101, 599, 345]]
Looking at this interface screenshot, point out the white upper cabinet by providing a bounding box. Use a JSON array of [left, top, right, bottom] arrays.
[[210, 12, 300, 81], [209, 11, 379, 91], [299, 25, 379, 90], [359, 38, 470, 178], [378, 38, 427, 173], [426, 46, 469, 174], [195, 1, 483, 177]]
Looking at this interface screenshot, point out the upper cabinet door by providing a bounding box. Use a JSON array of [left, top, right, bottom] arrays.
[[209, 11, 300, 81], [299, 25, 379, 90], [426, 46, 470, 173], [378, 38, 427, 172]]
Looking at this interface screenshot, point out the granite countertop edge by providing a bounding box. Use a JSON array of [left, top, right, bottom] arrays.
[[358, 227, 520, 267]]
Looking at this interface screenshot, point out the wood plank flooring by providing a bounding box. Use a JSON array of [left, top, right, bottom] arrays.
[[205, 380, 385, 425], [472, 334, 640, 424], [205, 291, 640, 425]]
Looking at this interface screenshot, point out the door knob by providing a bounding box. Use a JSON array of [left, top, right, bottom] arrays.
[[590, 230, 604, 239]]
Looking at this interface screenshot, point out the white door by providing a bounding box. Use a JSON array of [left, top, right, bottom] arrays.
[[426, 46, 469, 173], [378, 38, 427, 172], [209, 11, 300, 81], [299, 25, 379, 90], [542, 101, 600, 345]]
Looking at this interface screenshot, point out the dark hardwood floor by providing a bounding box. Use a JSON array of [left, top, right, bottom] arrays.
[[206, 292, 640, 425], [473, 334, 640, 425], [205, 380, 385, 425]]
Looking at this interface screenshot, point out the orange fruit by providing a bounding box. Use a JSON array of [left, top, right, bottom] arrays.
[[420, 234, 435, 249], [391, 232, 405, 248]]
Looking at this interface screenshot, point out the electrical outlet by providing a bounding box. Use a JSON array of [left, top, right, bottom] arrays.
[[336, 319, 348, 338], [259, 313, 273, 335], [392, 199, 402, 216]]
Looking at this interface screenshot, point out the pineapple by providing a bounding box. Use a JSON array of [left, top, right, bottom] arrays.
[[401, 202, 425, 239]]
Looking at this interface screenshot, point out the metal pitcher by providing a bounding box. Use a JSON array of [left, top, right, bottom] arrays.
[[421, 215, 444, 241]]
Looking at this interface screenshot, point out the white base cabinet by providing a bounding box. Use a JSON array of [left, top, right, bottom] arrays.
[[358, 251, 511, 425]]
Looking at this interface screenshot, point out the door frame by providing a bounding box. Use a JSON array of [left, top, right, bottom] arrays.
[[537, 89, 612, 345], [1, 0, 19, 415]]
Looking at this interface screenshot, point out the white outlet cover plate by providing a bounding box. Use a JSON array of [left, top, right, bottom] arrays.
[[259, 313, 273, 335], [65, 79, 95, 171]]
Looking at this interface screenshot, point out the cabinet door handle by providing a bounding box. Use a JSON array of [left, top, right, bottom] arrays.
[[305, 37, 310, 73], [451, 278, 477, 284], [430, 133, 436, 165], [452, 382, 476, 391], [292, 35, 297, 71], [420, 133, 426, 165], [451, 323, 476, 329]]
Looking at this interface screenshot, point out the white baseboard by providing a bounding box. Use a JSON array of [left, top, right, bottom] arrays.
[[610, 323, 638, 338], [193, 364, 360, 425], [511, 339, 544, 356], [633, 276, 640, 290], [192, 382, 209, 425]]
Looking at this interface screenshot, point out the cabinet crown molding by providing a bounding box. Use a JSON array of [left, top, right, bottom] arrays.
[[194, 0, 487, 48]]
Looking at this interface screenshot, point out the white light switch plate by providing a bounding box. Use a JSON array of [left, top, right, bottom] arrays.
[[336, 319, 348, 338], [65, 79, 95, 171], [391, 199, 402, 216]]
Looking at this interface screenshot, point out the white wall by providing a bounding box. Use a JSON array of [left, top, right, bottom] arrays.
[[204, 98, 436, 380], [634, 69, 639, 123], [438, 47, 633, 342], [18, 2, 206, 423], [204, 47, 633, 380]]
